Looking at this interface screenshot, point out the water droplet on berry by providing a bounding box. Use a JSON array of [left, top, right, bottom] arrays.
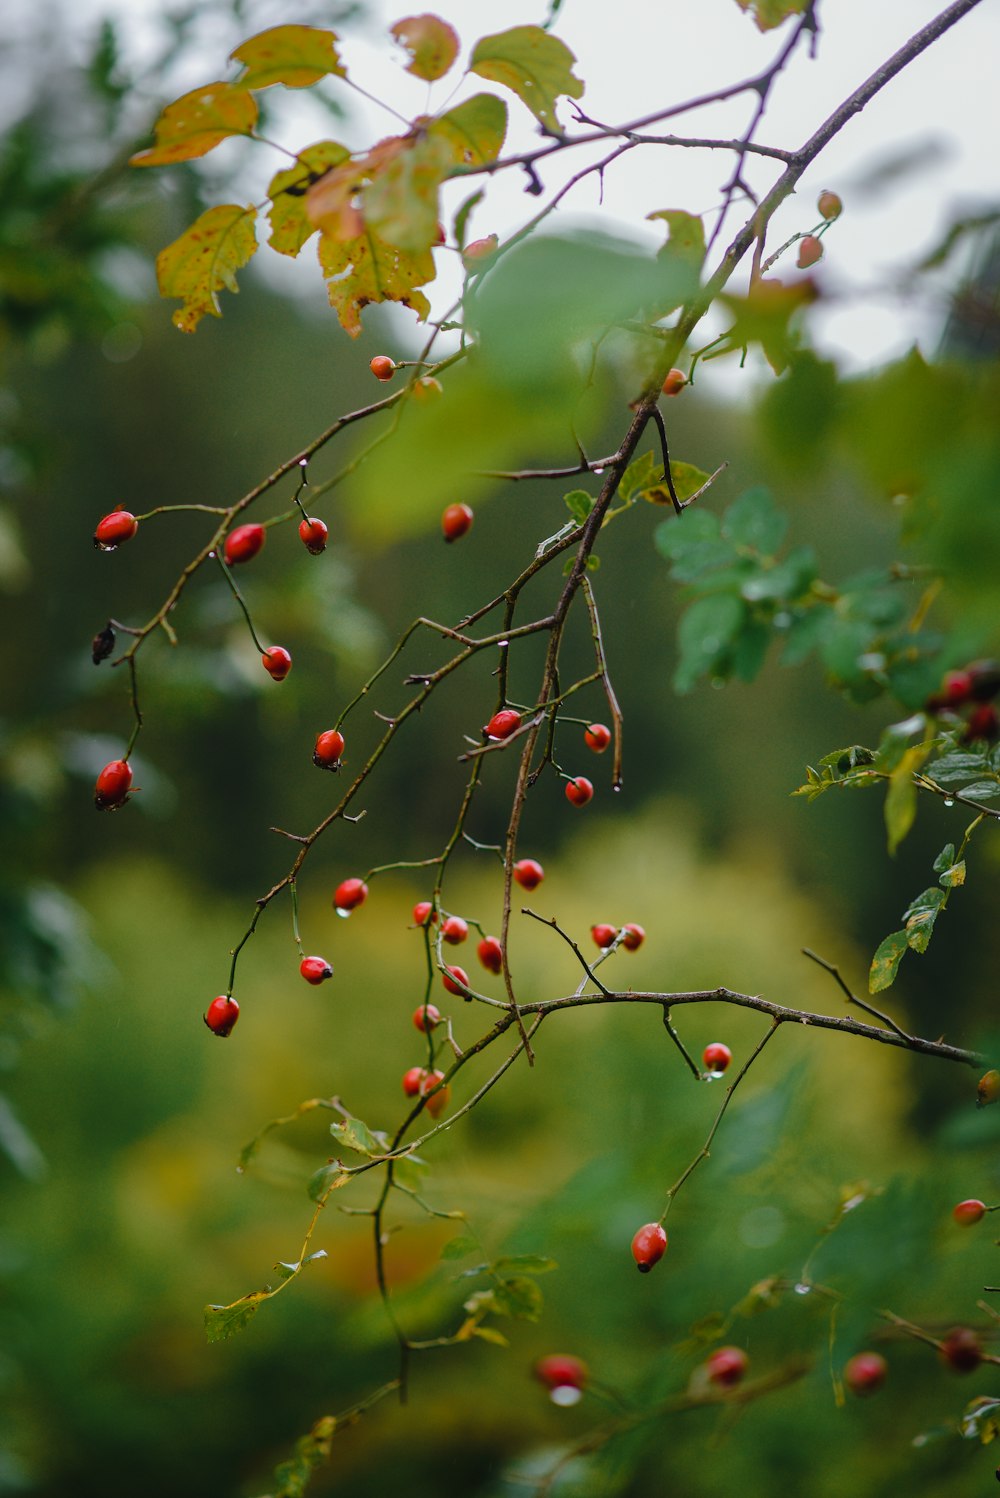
[[550, 1385, 583, 1407], [335, 906, 351, 919]]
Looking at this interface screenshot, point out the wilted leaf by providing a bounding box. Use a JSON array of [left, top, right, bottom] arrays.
[[307, 1160, 351, 1200], [231, 25, 346, 89], [318, 227, 434, 337], [884, 744, 928, 854], [869, 929, 908, 993], [903, 885, 945, 952], [130, 82, 257, 167], [938, 860, 965, 888], [330, 1115, 380, 1156], [271, 1414, 337, 1498], [156, 205, 258, 333], [268, 142, 351, 257], [391, 15, 460, 81], [430, 94, 508, 168], [470, 25, 584, 132], [205, 1291, 267, 1342]]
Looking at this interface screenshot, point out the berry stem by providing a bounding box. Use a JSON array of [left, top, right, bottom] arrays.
[[290, 880, 304, 958], [581, 575, 623, 791], [214, 551, 269, 654], [661, 1006, 703, 1080]]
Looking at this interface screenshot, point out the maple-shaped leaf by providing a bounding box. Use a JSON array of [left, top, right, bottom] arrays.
[[318, 228, 434, 337], [429, 94, 508, 168], [718, 277, 818, 374], [390, 14, 460, 81], [130, 82, 257, 167], [470, 25, 583, 133], [156, 205, 258, 332], [230, 25, 346, 89], [267, 142, 351, 257], [735, 0, 809, 31]]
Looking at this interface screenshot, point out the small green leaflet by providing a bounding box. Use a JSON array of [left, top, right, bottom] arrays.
[[470, 26, 584, 133], [441, 1233, 479, 1261], [869, 930, 908, 994]]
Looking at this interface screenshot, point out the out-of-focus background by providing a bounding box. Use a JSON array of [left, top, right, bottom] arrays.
[[3, 2, 1000, 1494]]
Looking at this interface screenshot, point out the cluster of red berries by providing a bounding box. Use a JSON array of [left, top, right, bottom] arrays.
[[402, 1065, 450, 1117], [925, 659, 1000, 743], [590, 923, 645, 952]]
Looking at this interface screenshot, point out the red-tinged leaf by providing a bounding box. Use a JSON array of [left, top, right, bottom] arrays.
[[156, 205, 258, 333], [718, 277, 818, 374], [306, 136, 407, 242], [318, 228, 433, 337], [267, 142, 351, 257], [390, 14, 460, 82], [470, 25, 583, 133], [735, 0, 809, 31], [231, 25, 346, 89], [869, 929, 908, 993], [130, 82, 257, 167], [364, 132, 455, 253], [429, 94, 508, 168]]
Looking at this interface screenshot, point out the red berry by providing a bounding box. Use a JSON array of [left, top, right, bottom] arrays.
[[797, 234, 823, 269], [706, 1346, 748, 1387], [631, 1222, 667, 1273], [204, 994, 239, 1037], [441, 915, 469, 945], [421, 1068, 450, 1118], [661, 368, 687, 397], [442, 964, 470, 997], [513, 859, 544, 891], [953, 1198, 987, 1226], [942, 669, 975, 704], [484, 708, 520, 740], [412, 901, 437, 927], [622, 924, 644, 952], [262, 646, 292, 681], [402, 1065, 425, 1096], [844, 1351, 887, 1397], [462, 234, 498, 268], [93, 509, 138, 550], [442, 503, 473, 542], [534, 1354, 588, 1405], [565, 776, 594, 807], [477, 935, 503, 974], [978, 1070, 1000, 1107], [817, 190, 842, 221], [370, 355, 395, 381], [965, 703, 1000, 743], [584, 722, 611, 753], [702, 1042, 732, 1075], [299, 955, 333, 985], [412, 1003, 441, 1032], [94, 758, 133, 811], [591, 924, 617, 950], [334, 877, 368, 913], [313, 729, 345, 768], [224, 523, 266, 565], [941, 1327, 983, 1373], [298, 517, 328, 554], [967, 660, 1000, 701], [412, 375, 442, 402]]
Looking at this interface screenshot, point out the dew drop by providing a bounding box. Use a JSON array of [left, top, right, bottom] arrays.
[[335, 906, 351, 919], [550, 1385, 583, 1408], [708, 1067, 725, 1080], [96, 542, 117, 554], [793, 1281, 812, 1296], [944, 798, 954, 808]]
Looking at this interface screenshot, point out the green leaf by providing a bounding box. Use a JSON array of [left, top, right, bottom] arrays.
[[903, 886, 945, 953], [130, 82, 257, 167], [430, 95, 507, 168], [869, 930, 908, 993], [441, 1234, 479, 1260], [739, 546, 817, 604], [271, 1414, 338, 1498], [390, 14, 459, 81], [494, 1275, 544, 1321], [732, 617, 771, 683], [469, 1323, 510, 1347], [330, 1116, 380, 1156], [307, 1161, 351, 1200], [155, 205, 258, 333], [933, 843, 957, 874], [640, 462, 712, 508], [646, 208, 706, 279], [674, 592, 746, 693], [391, 1153, 429, 1191], [205, 1292, 267, 1342], [231, 25, 346, 89], [470, 25, 584, 132], [267, 142, 351, 258], [722, 487, 787, 556], [493, 1254, 558, 1276], [364, 133, 455, 253], [619, 449, 658, 503], [318, 227, 434, 337], [452, 189, 485, 249], [926, 752, 991, 784], [954, 780, 1000, 801], [885, 744, 927, 854], [781, 606, 831, 666], [938, 860, 966, 889], [734, 0, 809, 32], [564, 489, 594, 523]]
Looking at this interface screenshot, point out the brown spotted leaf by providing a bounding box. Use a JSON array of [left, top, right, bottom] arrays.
[[268, 142, 351, 257], [363, 132, 455, 253], [156, 205, 258, 333], [231, 25, 346, 89], [429, 94, 507, 168], [390, 14, 460, 81], [318, 227, 433, 337], [130, 82, 257, 167]]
